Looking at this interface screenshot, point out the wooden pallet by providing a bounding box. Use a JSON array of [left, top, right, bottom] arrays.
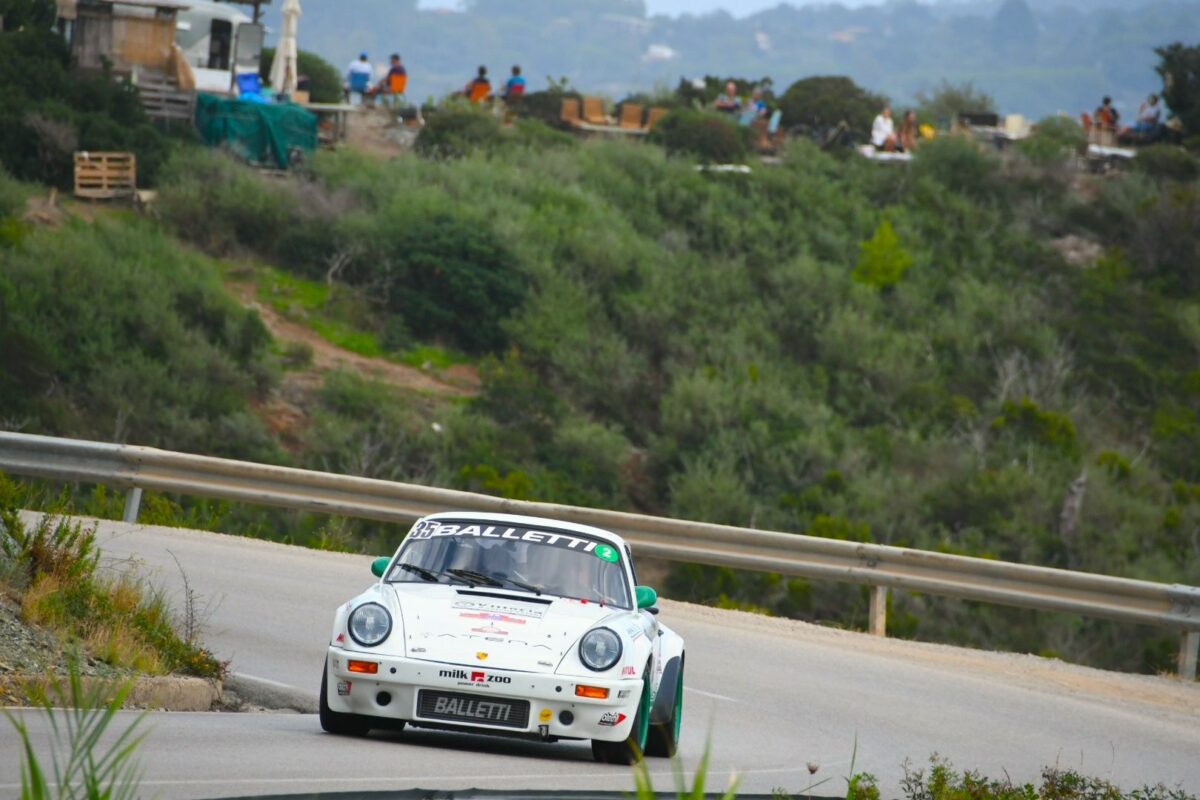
[[137, 79, 196, 122], [74, 152, 137, 200]]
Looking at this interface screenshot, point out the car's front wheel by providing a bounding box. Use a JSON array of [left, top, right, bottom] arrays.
[[591, 668, 651, 764], [319, 660, 372, 737]]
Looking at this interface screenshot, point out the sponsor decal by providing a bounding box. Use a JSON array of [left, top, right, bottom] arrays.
[[621, 666, 637, 677], [334, 632, 345, 644], [617, 689, 632, 699], [336, 680, 351, 696], [434, 633, 552, 649], [453, 600, 545, 620], [538, 708, 553, 723], [459, 611, 528, 625], [438, 668, 513, 688], [409, 521, 616, 561], [593, 544, 620, 563], [598, 711, 627, 727], [433, 695, 513, 722], [476, 651, 488, 661], [470, 625, 510, 636]]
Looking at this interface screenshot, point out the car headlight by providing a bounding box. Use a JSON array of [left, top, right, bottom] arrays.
[[579, 627, 622, 672], [347, 603, 392, 647]]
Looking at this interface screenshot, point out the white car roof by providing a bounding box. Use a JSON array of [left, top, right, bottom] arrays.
[[417, 511, 628, 549]]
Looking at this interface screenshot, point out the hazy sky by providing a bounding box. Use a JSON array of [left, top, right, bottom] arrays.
[[416, 0, 879, 16]]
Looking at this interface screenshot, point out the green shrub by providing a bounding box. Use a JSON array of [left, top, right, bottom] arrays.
[[415, 105, 504, 159], [1133, 144, 1200, 181], [915, 79, 996, 127], [511, 118, 576, 150], [853, 219, 913, 289], [508, 89, 580, 127], [778, 75, 887, 135], [911, 135, 999, 197], [649, 108, 749, 162], [260, 46, 342, 103], [1018, 116, 1086, 165], [991, 398, 1080, 458]]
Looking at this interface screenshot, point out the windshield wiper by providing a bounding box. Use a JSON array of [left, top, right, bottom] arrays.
[[501, 577, 544, 595], [395, 563, 441, 583], [447, 568, 503, 588]]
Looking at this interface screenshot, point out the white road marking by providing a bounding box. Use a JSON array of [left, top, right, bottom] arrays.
[[683, 685, 735, 702]]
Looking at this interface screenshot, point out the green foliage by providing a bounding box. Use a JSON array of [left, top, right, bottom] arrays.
[[778, 76, 887, 135], [1155, 43, 1200, 136], [897, 756, 1196, 800], [853, 219, 913, 289], [911, 135, 999, 197], [0, 217, 277, 460], [0, 26, 170, 186], [509, 89, 580, 127], [649, 108, 750, 163], [416, 105, 504, 159], [991, 398, 1080, 458], [1018, 116, 1087, 165], [915, 80, 996, 127], [630, 737, 739, 800], [1133, 145, 1200, 182], [4, 659, 148, 800], [259, 46, 343, 103]]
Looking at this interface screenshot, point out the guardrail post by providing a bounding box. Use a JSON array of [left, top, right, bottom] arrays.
[[868, 585, 888, 636], [122, 487, 142, 524], [1180, 631, 1199, 680]]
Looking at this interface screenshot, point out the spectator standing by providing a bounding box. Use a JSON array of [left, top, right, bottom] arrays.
[[1094, 96, 1119, 132], [714, 81, 741, 113], [871, 105, 898, 151], [465, 65, 492, 103], [503, 65, 526, 101], [345, 52, 373, 105]]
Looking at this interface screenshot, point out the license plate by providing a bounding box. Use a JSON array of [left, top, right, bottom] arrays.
[[416, 689, 530, 729]]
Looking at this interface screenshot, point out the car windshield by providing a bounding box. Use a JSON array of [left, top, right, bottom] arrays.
[[386, 519, 631, 608]]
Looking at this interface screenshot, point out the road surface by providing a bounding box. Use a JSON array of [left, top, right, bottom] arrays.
[[2, 517, 1198, 798]]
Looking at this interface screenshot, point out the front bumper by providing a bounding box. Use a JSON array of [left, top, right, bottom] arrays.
[[326, 646, 643, 741]]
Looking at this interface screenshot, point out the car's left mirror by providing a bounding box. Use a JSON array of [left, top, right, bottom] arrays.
[[371, 557, 390, 578], [635, 585, 658, 610]]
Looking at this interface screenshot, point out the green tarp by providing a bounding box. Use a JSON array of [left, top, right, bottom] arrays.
[[194, 94, 318, 170]]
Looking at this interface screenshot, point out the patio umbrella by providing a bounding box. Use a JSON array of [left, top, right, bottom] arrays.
[[268, 0, 301, 96]]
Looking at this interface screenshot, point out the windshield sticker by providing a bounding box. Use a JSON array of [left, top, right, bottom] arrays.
[[409, 521, 618, 560], [593, 544, 620, 563], [453, 600, 545, 619]]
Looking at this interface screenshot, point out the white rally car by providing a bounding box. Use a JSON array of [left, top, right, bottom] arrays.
[[320, 512, 685, 763]]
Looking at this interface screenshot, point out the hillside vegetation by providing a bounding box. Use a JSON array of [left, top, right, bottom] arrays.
[[3, 113, 1200, 674]]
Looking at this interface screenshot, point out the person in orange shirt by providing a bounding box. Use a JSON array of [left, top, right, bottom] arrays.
[[464, 65, 491, 103], [373, 53, 408, 110]]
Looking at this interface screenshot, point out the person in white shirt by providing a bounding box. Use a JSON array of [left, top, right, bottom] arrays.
[[871, 105, 898, 151], [345, 52, 373, 105]]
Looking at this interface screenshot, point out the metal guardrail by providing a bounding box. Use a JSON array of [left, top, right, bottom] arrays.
[[1, 431, 1197, 679]]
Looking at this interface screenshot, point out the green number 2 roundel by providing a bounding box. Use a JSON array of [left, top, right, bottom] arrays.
[[594, 544, 619, 563]]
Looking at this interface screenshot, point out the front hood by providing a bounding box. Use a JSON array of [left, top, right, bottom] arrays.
[[391, 584, 622, 673]]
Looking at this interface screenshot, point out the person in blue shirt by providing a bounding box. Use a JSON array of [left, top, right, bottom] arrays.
[[345, 52, 372, 105], [503, 65, 526, 101]]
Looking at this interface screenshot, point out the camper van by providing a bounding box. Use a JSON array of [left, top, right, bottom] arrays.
[[174, 0, 263, 94]]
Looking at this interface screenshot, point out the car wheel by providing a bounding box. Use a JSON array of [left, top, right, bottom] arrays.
[[590, 668, 651, 764], [319, 660, 372, 737], [644, 655, 683, 758]]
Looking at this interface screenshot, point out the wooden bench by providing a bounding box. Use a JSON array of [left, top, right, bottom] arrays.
[[74, 152, 136, 200]]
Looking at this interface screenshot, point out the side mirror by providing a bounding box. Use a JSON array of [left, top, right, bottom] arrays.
[[635, 585, 658, 610], [371, 557, 390, 578]]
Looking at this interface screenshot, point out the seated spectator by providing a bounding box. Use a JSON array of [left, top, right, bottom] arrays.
[[749, 87, 768, 118], [1094, 96, 1119, 132], [871, 105, 898, 151], [371, 53, 407, 109], [898, 110, 918, 151], [465, 65, 491, 103], [345, 52, 373, 105], [714, 81, 741, 114], [503, 65, 526, 101], [1133, 93, 1161, 134]]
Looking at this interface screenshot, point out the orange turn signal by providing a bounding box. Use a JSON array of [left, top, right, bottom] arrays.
[[347, 660, 379, 674], [574, 684, 609, 699]]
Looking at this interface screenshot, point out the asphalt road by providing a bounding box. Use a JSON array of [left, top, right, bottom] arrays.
[[2, 518, 1199, 799]]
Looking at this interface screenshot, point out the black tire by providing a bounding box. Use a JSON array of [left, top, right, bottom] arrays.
[[591, 669, 651, 764], [319, 661, 372, 736], [644, 654, 683, 758]]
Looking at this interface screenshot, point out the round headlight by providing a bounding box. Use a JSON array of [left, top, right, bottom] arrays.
[[579, 627, 622, 672], [347, 603, 392, 647]]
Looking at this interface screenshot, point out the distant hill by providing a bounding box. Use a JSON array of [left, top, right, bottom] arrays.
[[259, 0, 1200, 119]]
